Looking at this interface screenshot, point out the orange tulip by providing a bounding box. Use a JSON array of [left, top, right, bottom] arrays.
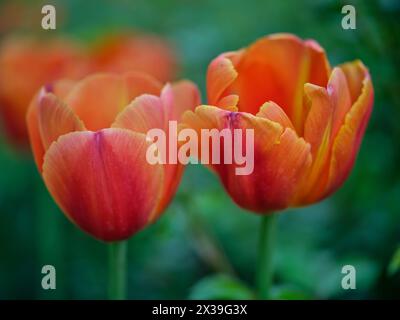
[[90, 33, 177, 83], [0, 37, 89, 146], [182, 33, 373, 213], [27, 72, 200, 241]]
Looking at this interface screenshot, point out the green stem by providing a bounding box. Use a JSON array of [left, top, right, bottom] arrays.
[[36, 180, 66, 299], [256, 214, 277, 299], [108, 241, 127, 300]]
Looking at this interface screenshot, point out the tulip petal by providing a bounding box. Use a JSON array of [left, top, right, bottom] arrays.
[[123, 71, 163, 99], [92, 34, 177, 82], [38, 92, 85, 150], [225, 34, 331, 133], [42, 128, 163, 241], [324, 61, 373, 197], [113, 81, 199, 134], [27, 80, 79, 170], [206, 52, 241, 106], [65, 72, 161, 131], [296, 83, 332, 203], [303, 84, 332, 158], [113, 94, 165, 133], [113, 93, 181, 218], [182, 106, 311, 212], [26, 100, 47, 168], [168, 80, 201, 121], [0, 37, 88, 144], [340, 60, 367, 103], [217, 95, 239, 110], [112, 82, 199, 218], [327, 67, 352, 140], [296, 66, 360, 203], [257, 101, 296, 131], [304, 39, 332, 89], [65, 73, 126, 131]]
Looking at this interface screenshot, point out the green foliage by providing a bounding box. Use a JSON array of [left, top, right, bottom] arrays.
[[271, 285, 312, 300], [388, 246, 400, 276], [189, 274, 255, 300]]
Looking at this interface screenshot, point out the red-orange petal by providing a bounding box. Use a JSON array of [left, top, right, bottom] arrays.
[[123, 71, 163, 99], [113, 82, 199, 218], [113, 94, 165, 133], [323, 61, 373, 198], [182, 106, 311, 212], [91, 34, 177, 82], [38, 92, 85, 150], [168, 80, 201, 121], [112, 81, 199, 135], [65, 72, 161, 131], [0, 37, 88, 145], [223, 34, 331, 133], [295, 66, 362, 204], [113, 94, 180, 219], [257, 101, 296, 131], [26, 80, 79, 170], [303, 83, 333, 158], [327, 67, 353, 140], [42, 128, 164, 241], [295, 83, 332, 203], [206, 52, 241, 106], [217, 95, 239, 110]]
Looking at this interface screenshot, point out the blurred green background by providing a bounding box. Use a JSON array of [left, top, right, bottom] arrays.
[[0, 0, 399, 299]]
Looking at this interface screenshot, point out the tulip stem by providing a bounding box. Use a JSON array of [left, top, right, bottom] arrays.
[[108, 241, 127, 300], [256, 214, 277, 299]]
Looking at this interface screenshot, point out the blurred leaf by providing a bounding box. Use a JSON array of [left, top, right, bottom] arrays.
[[271, 285, 312, 300], [189, 274, 254, 300], [388, 246, 400, 276]]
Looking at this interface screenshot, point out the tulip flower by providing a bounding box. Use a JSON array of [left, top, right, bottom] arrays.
[[0, 33, 177, 147], [0, 37, 89, 146], [90, 33, 177, 83], [27, 71, 200, 298], [182, 33, 374, 298], [28, 71, 199, 240]]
